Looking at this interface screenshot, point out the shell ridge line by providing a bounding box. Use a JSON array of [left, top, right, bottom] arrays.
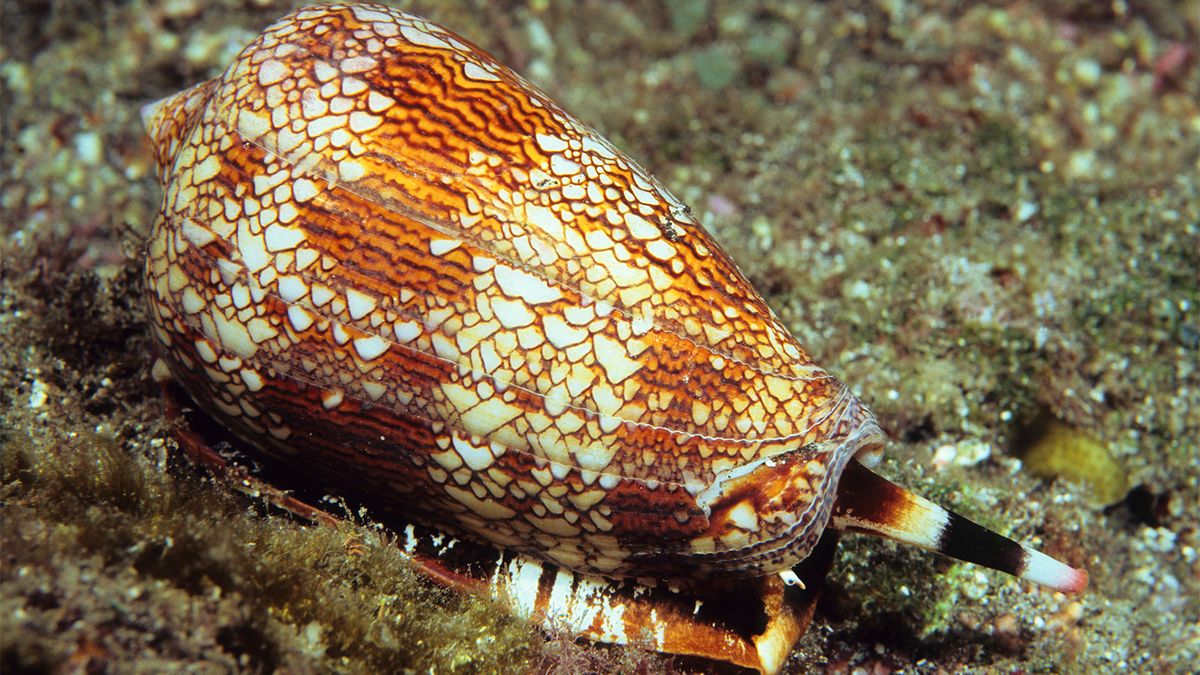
[[221, 21, 835, 388], [802, 387, 855, 441], [142, 79, 212, 182], [170, 227, 842, 452]]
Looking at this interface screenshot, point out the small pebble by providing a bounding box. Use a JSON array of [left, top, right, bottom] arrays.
[[932, 439, 992, 469], [1015, 200, 1039, 222], [1141, 526, 1177, 553], [1066, 150, 1096, 179], [28, 379, 48, 409], [1073, 59, 1102, 87], [846, 279, 872, 300], [963, 569, 990, 600], [995, 613, 1020, 636], [74, 132, 103, 165]]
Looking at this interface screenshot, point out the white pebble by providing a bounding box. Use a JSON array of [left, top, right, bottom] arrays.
[[28, 379, 48, 408], [963, 569, 990, 600], [1141, 526, 1177, 553], [846, 279, 871, 299], [1015, 200, 1038, 222], [933, 444, 957, 469], [1073, 59, 1101, 87], [74, 132, 103, 165]]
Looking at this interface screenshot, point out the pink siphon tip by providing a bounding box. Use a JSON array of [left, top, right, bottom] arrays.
[[1021, 547, 1089, 594]]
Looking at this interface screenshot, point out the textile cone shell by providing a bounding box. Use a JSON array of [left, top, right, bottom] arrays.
[[142, 2, 883, 581]]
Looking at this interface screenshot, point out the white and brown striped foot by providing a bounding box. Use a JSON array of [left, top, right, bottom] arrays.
[[830, 460, 1089, 594]]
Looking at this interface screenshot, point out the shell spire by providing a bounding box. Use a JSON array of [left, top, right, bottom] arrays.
[[141, 81, 218, 182]]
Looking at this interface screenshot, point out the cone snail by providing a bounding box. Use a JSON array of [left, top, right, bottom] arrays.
[[142, 3, 1087, 671]]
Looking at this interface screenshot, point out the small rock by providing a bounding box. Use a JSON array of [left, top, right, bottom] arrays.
[[932, 439, 991, 469], [28, 379, 48, 409], [74, 132, 103, 166], [1073, 59, 1102, 87], [963, 569, 990, 600], [1015, 200, 1038, 222], [1141, 526, 1177, 553], [1066, 150, 1096, 179]]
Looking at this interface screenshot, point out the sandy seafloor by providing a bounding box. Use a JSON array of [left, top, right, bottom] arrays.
[[1, 0, 1197, 672]]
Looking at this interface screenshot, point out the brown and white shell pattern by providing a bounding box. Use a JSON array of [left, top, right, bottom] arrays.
[[142, 2, 885, 581]]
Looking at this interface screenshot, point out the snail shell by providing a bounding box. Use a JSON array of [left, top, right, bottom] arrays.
[[142, 2, 884, 581], [143, 5, 1089, 639]]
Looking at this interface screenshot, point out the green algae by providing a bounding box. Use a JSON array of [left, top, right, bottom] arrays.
[[1, 415, 543, 673], [1019, 418, 1128, 505]]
